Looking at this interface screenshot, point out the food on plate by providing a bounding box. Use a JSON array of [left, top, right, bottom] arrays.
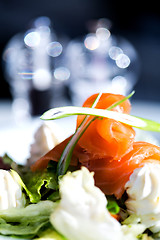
[[28, 122, 63, 165], [76, 93, 135, 160], [1, 92, 160, 239], [50, 167, 124, 240], [0, 169, 26, 210], [85, 141, 160, 198], [125, 162, 160, 234]]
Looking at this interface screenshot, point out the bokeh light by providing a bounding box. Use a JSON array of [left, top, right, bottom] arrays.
[[46, 41, 63, 57], [33, 69, 52, 90], [109, 46, 123, 60], [24, 31, 40, 48], [84, 34, 99, 50], [116, 53, 130, 68], [112, 75, 127, 89], [34, 16, 51, 28], [54, 67, 70, 81], [96, 27, 110, 41]]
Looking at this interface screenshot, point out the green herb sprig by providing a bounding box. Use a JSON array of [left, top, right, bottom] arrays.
[[41, 94, 160, 133], [56, 92, 103, 177]]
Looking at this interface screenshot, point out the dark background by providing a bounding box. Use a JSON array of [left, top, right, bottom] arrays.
[[0, 0, 160, 102]]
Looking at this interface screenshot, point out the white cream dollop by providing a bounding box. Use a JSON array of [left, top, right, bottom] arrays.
[[50, 167, 124, 240], [28, 122, 63, 165], [0, 170, 26, 210], [125, 162, 160, 233]]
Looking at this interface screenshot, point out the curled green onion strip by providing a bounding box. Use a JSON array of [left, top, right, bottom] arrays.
[[56, 92, 103, 176], [41, 106, 160, 133]]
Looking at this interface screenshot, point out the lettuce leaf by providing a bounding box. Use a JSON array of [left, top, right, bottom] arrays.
[[0, 201, 57, 238], [35, 228, 67, 240], [24, 170, 58, 202], [12, 168, 59, 203], [1, 155, 59, 204], [0, 155, 12, 170]]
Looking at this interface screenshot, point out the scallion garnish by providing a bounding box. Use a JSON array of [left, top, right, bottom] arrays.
[[107, 198, 120, 215], [56, 92, 103, 176], [41, 104, 160, 133]]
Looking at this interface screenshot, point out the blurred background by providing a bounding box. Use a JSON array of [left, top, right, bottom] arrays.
[[1, 0, 160, 163], [0, 0, 160, 114]]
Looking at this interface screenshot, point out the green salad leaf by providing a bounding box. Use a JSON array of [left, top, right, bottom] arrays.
[[0, 154, 13, 166], [0, 201, 57, 238], [12, 168, 58, 204], [0, 154, 19, 170], [0, 155, 59, 204], [35, 228, 67, 240]]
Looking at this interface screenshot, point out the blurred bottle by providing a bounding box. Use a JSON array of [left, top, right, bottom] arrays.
[[65, 18, 140, 106], [3, 16, 70, 122]]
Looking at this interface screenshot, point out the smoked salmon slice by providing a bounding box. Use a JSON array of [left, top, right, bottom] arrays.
[[84, 141, 160, 198], [77, 93, 135, 160]]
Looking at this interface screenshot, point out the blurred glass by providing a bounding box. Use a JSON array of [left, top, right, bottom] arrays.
[[65, 18, 140, 106], [3, 16, 70, 122]]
